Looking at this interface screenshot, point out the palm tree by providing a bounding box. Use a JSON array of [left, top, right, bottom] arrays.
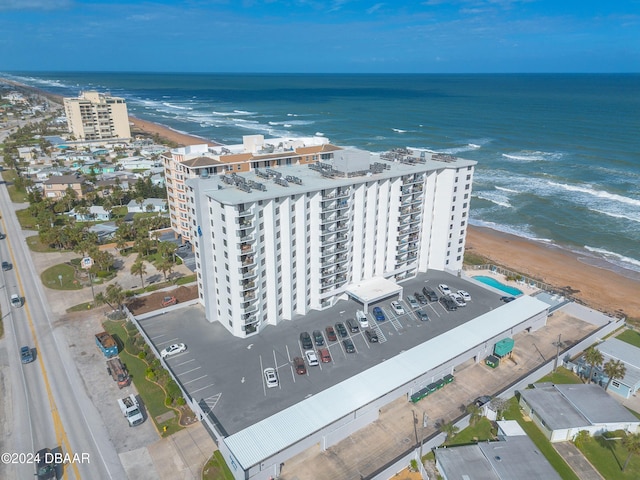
[[438, 421, 459, 442], [584, 346, 604, 384], [131, 256, 147, 288], [622, 433, 640, 471], [155, 258, 173, 282], [466, 403, 483, 426], [603, 359, 627, 391], [105, 283, 126, 311]]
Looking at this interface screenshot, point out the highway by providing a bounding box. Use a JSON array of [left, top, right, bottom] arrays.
[[0, 180, 127, 479]]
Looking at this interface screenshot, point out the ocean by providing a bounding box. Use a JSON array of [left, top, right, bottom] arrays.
[[3, 72, 640, 278]]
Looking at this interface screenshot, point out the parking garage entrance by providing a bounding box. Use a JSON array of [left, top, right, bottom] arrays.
[[346, 277, 403, 313]]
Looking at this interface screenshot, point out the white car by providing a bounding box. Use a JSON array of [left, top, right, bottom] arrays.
[[449, 292, 466, 307], [407, 295, 419, 309], [356, 310, 369, 328], [10, 294, 23, 308], [264, 367, 279, 388], [457, 290, 471, 302], [438, 284, 451, 295], [160, 343, 186, 358], [305, 350, 319, 366], [390, 301, 405, 315]]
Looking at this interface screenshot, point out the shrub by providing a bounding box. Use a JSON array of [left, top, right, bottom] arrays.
[[165, 397, 173, 407], [176, 397, 186, 406], [409, 459, 418, 471], [137, 351, 147, 360]]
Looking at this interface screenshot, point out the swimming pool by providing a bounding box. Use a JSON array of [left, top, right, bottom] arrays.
[[473, 275, 523, 296]]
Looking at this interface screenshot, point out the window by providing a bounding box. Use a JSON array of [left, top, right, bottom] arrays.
[[612, 381, 621, 388]]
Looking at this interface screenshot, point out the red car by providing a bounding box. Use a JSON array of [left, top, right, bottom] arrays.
[[293, 357, 306, 375], [325, 326, 337, 341]]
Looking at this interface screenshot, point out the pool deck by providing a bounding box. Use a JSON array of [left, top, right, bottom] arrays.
[[463, 268, 539, 296]]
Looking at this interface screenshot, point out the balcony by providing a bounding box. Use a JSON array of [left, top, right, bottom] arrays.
[[242, 301, 258, 314], [238, 219, 254, 229], [321, 268, 337, 278], [401, 188, 413, 197], [408, 215, 421, 224], [238, 208, 254, 218], [407, 243, 419, 252], [321, 257, 336, 266], [335, 223, 349, 233], [243, 315, 258, 326], [243, 291, 257, 301], [321, 214, 337, 225], [410, 195, 423, 205], [321, 247, 336, 258], [407, 252, 418, 261], [322, 188, 350, 200], [240, 280, 256, 291], [321, 226, 337, 236], [335, 255, 348, 264], [240, 233, 255, 244], [240, 243, 255, 255], [241, 256, 256, 269], [335, 213, 349, 222], [334, 246, 349, 255], [240, 269, 257, 279], [335, 275, 348, 286]]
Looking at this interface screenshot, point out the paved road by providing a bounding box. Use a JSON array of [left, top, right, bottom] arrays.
[[0, 180, 127, 479]]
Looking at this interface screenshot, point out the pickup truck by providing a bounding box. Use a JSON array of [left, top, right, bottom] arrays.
[[95, 331, 118, 358], [118, 394, 144, 427], [107, 357, 130, 388]]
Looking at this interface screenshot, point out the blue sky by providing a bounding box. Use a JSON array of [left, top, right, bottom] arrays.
[[0, 0, 638, 73]]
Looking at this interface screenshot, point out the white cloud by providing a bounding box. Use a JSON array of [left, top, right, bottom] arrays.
[[0, 0, 73, 10]]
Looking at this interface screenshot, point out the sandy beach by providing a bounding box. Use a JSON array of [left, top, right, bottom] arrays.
[[466, 225, 640, 320], [129, 116, 219, 147]]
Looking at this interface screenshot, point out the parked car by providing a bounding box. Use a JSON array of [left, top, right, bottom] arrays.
[[356, 310, 369, 328], [10, 293, 22, 308], [390, 301, 405, 315], [501, 296, 516, 303], [449, 292, 466, 307], [1, 260, 11, 271], [343, 338, 355, 353], [407, 295, 419, 309], [414, 292, 428, 305], [305, 350, 319, 366], [312, 330, 325, 346], [325, 326, 338, 341], [422, 286, 439, 302], [346, 318, 359, 333], [438, 284, 451, 295], [335, 322, 348, 338], [373, 306, 386, 322], [264, 367, 279, 387], [300, 331, 313, 349], [0, 232, 5, 240], [293, 357, 306, 375], [457, 290, 471, 302], [318, 348, 331, 363], [365, 329, 379, 343], [20, 346, 34, 364], [160, 343, 186, 358], [439, 296, 457, 311], [474, 395, 492, 407], [161, 296, 177, 307], [35, 448, 55, 480], [416, 310, 430, 321]]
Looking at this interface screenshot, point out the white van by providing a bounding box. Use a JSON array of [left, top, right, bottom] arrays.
[[356, 310, 369, 328]]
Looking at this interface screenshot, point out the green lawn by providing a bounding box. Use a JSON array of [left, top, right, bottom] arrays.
[[446, 417, 495, 445], [202, 451, 234, 480], [503, 397, 581, 480], [536, 367, 583, 385], [103, 319, 183, 436], [15, 208, 39, 229], [615, 329, 640, 349], [26, 234, 59, 252], [578, 435, 640, 479], [41, 263, 83, 290]]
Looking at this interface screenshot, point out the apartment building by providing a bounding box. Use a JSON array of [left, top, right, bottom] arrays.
[[162, 135, 342, 242], [185, 146, 475, 338], [63, 91, 131, 142]]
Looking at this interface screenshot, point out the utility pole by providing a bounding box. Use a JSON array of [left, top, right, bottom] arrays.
[[553, 334, 561, 372]]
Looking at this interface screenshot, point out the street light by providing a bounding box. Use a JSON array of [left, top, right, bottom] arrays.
[[58, 274, 63, 287]]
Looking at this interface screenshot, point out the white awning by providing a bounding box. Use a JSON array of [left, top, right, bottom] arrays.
[[346, 276, 403, 311]]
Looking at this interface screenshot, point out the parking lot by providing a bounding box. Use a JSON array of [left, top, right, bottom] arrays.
[[139, 271, 509, 435]]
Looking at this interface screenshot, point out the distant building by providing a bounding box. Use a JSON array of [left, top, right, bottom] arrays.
[[42, 174, 87, 200], [518, 383, 640, 442], [63, 91, 131, 142], [127, 198, 167, 213]]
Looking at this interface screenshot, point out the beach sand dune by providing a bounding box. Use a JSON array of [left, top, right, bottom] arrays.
[[466, 226, 640, 319]]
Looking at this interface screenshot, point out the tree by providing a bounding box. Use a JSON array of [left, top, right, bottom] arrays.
[[603, 359, 627, 391], [584, 346, 604, 384], [131, 256, 147, 288], [489, 397, 508, 420], [466, 403, 483, 426], [438, 421, 459, 442], [104, 283, 126, 311], [622, 432, 640, 471], [155, 257, 173, 282]]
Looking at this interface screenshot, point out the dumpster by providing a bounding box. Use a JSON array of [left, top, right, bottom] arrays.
[[485, 354, 500, 368], [494, 338, 514, 358]]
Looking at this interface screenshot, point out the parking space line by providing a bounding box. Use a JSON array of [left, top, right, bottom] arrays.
[[204, 393, 221, 410], [183, 374, 208, 385], [150, 333, 167, 340], [373, 324, 387, 343], [259, 355, 266, 396], [179, 366, 202, 376], [175, 358, 196, 367], [191, 383, 216, 394], [156, 337, 181, 346], [285, 344, 291, 362]]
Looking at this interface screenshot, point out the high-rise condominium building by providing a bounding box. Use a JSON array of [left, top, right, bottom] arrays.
[[63, 91, 131, 142], [182, 142, 475, 338], [162, 135, 342, 243]]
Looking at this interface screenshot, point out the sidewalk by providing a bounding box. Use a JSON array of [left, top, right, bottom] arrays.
[[554, 442, 604, 480]]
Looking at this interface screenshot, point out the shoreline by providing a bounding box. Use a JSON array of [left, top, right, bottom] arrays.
[[466, 225, 640, 319], [3, 77, 639, 319]]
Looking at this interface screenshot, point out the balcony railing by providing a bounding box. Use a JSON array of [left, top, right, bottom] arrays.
[[241, 256, 256, 268], [240, 243, 255, 255], [240, 268, 257, 279], [321, 247, 336, 257], [335, 223, 349, 233], [241, 280, 256, 291], [238, 208, 254, 218]]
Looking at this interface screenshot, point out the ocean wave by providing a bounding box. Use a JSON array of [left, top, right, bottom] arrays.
[[315, 132, 325, 136], [161, 102, 192, 110], [469, 219, 553, 243], [473, 192, 512, 209], [584, 246, 640, 269], [548, 181, 640, 208], [392, 128, 407, 133], [437, 144, 482, 154], [502, 151, 563, 162], [592, 209, 640, 224], [494, 186, 520, 193]]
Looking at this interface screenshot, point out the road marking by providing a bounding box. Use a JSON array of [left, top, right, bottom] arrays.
[[175, 358, 196, 367], [247, 343, 253, 349], [178, 366, 202, 376], [191, 383, 216, 394], [241, 377, 245, 383], [183, 374, 208, 385]]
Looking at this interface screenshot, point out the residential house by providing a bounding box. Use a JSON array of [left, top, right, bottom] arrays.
[[127, 198, 167, 213], [42, 174, 87, 199], [68, 205, 112, 222]]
